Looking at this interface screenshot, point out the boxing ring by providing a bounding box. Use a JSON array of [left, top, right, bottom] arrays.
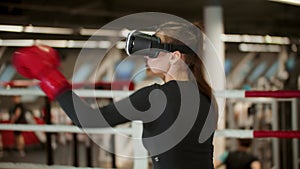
[[0, 88, 300, 169]]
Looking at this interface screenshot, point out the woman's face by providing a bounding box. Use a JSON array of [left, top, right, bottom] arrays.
[[145, 51, 171, 77]]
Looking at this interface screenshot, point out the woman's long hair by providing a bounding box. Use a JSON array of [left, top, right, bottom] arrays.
[[155, 21, 218, 113]]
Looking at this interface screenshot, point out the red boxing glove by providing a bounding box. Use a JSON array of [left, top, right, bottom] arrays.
[[12, 45, 71, 100]]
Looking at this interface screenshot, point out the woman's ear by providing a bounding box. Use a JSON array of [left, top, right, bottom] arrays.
[[169, 51, 182, 64]]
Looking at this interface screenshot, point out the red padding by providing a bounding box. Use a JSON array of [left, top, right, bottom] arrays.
[[1, 80, 135, 91], [254, 130, 300, 138], [245, 90, 300, 98]]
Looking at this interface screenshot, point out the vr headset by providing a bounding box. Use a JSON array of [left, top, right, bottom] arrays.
[[125, 30, 194, 58]]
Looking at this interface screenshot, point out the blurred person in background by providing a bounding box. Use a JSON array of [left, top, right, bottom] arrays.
[[214, 138, 261, 169], [9, 95, 27, 157]]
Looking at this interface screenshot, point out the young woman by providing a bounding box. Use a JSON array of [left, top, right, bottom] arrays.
[[12, 21, 218, 169]]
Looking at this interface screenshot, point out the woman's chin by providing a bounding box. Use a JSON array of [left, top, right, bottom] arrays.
[[146, 69, 164, 79], [146, 68, 154, 75]]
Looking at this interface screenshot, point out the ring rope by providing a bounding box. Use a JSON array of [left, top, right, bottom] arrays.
[[0, 88, 132, 98], [253, 130, 300, 138], [1, 88, 300, 98], [214, 129, 254, 138], [1, 124, 299, 138], [245, 90, 300, 98], [0, 124, 133, 135], [0, 88, 133, 98]]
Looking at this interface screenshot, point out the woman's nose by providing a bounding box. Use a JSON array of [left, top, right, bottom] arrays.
[[144, 56, 149, 59]]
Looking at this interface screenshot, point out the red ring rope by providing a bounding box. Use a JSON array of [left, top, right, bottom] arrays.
[[0, 80, 135, 90], [254, 130, 300, 138], [245, 90, 300, 98]]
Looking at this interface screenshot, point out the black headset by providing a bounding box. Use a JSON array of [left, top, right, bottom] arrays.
[[125, 30, 194, 58]]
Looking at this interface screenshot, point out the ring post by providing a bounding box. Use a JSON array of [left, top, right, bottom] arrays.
[[292, 98, 299, 169], [272, 100, 280, 169], [132, 121, 148, 169], [44, 98, 54, 165]]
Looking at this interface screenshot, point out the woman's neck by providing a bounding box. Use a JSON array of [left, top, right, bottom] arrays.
[[164, 68, 189, 82]]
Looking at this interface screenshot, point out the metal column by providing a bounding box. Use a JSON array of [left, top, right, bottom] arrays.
[[44, 98, 53, 165], [132, 121, 148, 169], [272, 100, 280, 169], [204, 0, 225, 160], [292, 98, 299, 169]]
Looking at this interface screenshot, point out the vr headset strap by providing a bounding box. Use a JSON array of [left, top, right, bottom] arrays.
[[163, 43, 194, 54]]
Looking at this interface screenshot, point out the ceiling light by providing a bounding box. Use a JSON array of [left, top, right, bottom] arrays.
[[0, 24, 74, 34], [269, 0, 300, 6], [239, 43, 281, 52], [220, 34, 241, 42], [24, 25, 74, 35], [0, 25, 23, 32], [264, 35, 290, 44], [0, 39, 115, 48], [116, 41, 126, 49], [67, 40, 86, 48], [79, 28, 97, 36], [98, 41, 111, 48], [0, 39, 34, 46], [223, 34, 290, 44], [120, 29, 131, 37], [80, 28, 121, 37], [35, 40, 68, 48]]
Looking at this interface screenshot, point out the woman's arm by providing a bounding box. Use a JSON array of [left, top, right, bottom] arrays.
[[56, 84, 159, 128], [56, 90, 129, 128]]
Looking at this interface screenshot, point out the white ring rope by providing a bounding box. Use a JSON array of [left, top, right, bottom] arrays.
[[214, 129, 253, 138], [0, 88, 133, 98], [0, 124, 133, 135], [0, 88, 250, 98], [0, 124, 276, 138]]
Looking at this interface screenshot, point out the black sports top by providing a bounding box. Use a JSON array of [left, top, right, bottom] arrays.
[[224, 150, 259, 169], [10, 103, 27, 124], [56, 80, 216, 169]]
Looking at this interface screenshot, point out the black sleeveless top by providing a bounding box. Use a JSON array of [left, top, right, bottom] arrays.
[[10, 103, 27, 124]]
